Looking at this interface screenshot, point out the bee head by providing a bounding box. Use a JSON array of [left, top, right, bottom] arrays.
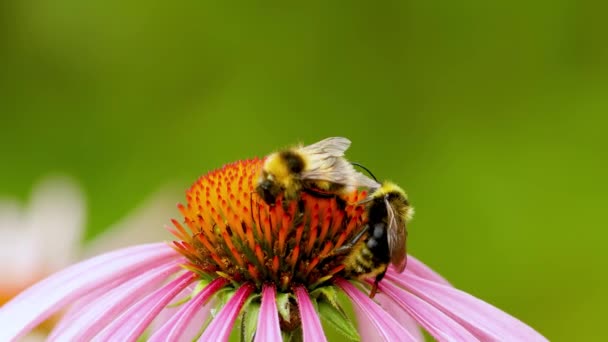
[[254, 151, 306, 205], [255, 171, 283, 205]]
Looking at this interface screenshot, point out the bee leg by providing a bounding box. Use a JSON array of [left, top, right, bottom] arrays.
[[301, 187, 336, 198], [369, 271, 386, 298], [301, 188, 348, 211], [369, 282, 379, 298], [249, 191, 257, 225], [332, 225, 369, 255], [249, 191, 266, 232]]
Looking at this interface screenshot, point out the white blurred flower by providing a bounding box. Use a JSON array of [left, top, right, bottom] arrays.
[[0, 176, 178, 340]]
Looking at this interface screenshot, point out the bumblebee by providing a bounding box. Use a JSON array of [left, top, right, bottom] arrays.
[[255, 137, 380, 205], [342, 181, 412, 297]]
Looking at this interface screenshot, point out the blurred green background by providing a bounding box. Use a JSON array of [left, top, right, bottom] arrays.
[[1, 1, 607, 340]]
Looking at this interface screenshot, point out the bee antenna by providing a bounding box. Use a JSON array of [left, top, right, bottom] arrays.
[[351, 162, 378, 181]]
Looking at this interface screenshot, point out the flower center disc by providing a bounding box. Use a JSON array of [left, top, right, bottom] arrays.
[[171, 159, 368, 292]]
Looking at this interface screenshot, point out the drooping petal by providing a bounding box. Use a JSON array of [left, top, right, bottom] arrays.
[[352, 301, 386, 342], [254, 284, 281, 342], [295, 286, 328, 342], [49, 259, 184, 341], [93, 272, 197, 341], [174, 298, 215, 341], [148, 278, 229, 342], [51, 278, 121, 333], [0, 243, 180, 342], [198, 283, 255, 342], [375, 293, 425, 341], [335, 279, 417, 342], [386, 273, 548, 341], [379, 280, 479, 341], [387, 254, 451, 286], [143, 280, 201, 333], [145, 283, 197, 335]]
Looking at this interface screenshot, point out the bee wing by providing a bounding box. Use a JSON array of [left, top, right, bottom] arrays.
[[385, 197, 407, 273], [353, 172, 382, 191], [298, 137, 351, 157], [301, 157, 381, 189], [298, 137, 380, 189]]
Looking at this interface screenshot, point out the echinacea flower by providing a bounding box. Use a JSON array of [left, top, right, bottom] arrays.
[[0, 160, 548, 341], [0, 176, 178, 340]]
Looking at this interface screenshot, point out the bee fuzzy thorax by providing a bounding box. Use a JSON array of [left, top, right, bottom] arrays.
[[369, 181, 413, 218]]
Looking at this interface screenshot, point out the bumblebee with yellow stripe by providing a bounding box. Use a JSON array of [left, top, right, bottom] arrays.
[[343, 181, 413, 297], [255, 137, 379, 205]]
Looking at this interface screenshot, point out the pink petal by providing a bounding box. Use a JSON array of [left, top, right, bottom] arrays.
[[52, 276, 125, 333], [386, 272, 548, 341], [335, 279, 417, 342], [353, 302, 385, 342], [148, 278, 229, 342], [49, 259, 184, 341], [254, 284, 281, 342], [146, 283, 198, 333], [198, 283, 255, 342], [0, 243, 179, 342], [374, 293, 425, 341], [295, 286, 328, 342], [387, 254, 451, 286], [379, 280, 479, 341], [93, 272, 197, 341]]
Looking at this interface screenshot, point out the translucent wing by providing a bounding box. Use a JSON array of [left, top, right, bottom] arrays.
[[301, 158, 380, 189], [351, 169, 382, 190], [299, 137, 351, 157], [298, 137, 380, 189], [385, 197, 407, 273]]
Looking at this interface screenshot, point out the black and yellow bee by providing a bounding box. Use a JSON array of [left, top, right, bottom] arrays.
[[343, 181, 413, 297], [255, 137, 379, 205]]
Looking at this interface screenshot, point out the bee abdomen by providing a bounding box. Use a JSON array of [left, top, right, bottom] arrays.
[[366, 223, 390, 264], [343, 233, 389, 280]]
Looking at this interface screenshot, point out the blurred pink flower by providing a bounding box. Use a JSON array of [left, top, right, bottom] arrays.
[[0, 176, 179, 340], [0, 163, 547, 342]]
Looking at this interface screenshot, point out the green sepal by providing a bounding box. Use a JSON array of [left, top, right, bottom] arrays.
[[166, 294, 192, 308], [276, 292, 291, 322], [240, 301, 260, 342], [243, 293, 261, 310], [136, 331, 149, 342], [317, 300, 360, 341], [193, 278, 211, 296], [311, 285, 359, 341], [310, 285, 341, 309], [284, 326, 303, 342], [166, 279, 211, 308], [210, 287, 236, 317]]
